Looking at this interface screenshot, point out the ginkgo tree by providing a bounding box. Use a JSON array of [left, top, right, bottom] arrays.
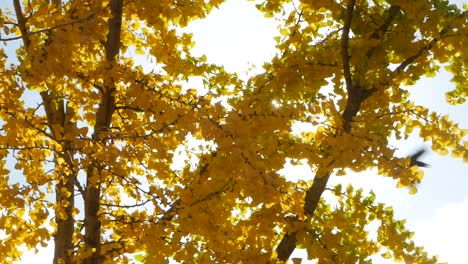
[[0, 0, 466, 263]]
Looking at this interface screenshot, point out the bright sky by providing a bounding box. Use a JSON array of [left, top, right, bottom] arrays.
[[8, 0, 468, 263]]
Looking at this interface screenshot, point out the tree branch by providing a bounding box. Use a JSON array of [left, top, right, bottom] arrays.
[[84, 0, 123, 263], [13, 2, 76, 263], [341, 0, 356, 91], [365, 5, 400, 58], [1, 9, 102, 42], [392, 11, 466, 76], [276, 232, 298, 261], [12, 0, 30, 47], [275, 1, 375, 260], [370, 5, 400, 40]]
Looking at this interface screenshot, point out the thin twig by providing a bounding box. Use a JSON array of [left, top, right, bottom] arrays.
[[2, 7, 103, 42]]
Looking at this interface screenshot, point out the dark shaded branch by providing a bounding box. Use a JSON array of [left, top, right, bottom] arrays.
[[276, 169, 333, 261], [93, 0, 123, 136], [341, 0, 356, 91], [276, 232, 298, 261], [159, 198, 181, 222], [1, 8, 102, 42], [392, 11, 466, 76], [13, 2, 77, 263], [370, 5, 400, 40], [304, 172, 331, 215], [276, 1, 372, 260], [84, 1, 123, 263], [104, 0, 123, 62], [101, 199, 154, 209], [12, 0, 30, 47], [366, 5, 400, 58], [314, 27, 343, 47], [341, 87, 374, 133], [393, 29, 448, 75]]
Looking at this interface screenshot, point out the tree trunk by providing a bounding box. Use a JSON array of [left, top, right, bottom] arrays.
[[53, 168, 75, 264], [83, 0, 123, 263], [13, 0, 76, 262], [84, 166, 102, 264]]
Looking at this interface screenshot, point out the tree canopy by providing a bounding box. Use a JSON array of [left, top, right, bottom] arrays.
[[0, 0, 466, 263]]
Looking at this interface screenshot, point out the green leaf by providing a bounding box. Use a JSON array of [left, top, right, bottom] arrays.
[[134, 254, 146, 262]]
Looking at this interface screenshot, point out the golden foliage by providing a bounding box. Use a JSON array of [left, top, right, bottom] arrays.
[[0, 0, 466, 263]]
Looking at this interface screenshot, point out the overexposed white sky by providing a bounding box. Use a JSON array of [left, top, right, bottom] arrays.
[[8, 0, 468, 263]]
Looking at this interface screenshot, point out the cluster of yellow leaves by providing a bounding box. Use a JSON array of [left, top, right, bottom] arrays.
[[0, 0, 466, 263], [289, 184, 438, 263]]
